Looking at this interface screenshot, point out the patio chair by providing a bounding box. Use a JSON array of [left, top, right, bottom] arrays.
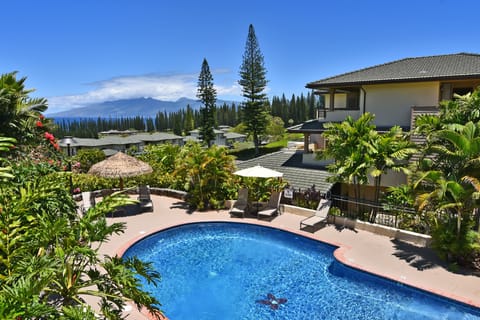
[[257, 191, 282, 219], [300, 198, 332, 231], [81, 191, 96, 213], [229, 188, 249, 218], [138, 185, 153, 212]]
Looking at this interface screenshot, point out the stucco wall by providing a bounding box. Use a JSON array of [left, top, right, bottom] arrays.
[[363, 82, 439, 127], [366, 168, 407, 186]]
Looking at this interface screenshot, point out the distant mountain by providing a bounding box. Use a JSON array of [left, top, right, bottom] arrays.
[[47, 97, 238, 118]]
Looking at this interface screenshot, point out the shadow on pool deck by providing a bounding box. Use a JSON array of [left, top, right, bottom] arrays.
[[390, 238, 442, 271], [391, 238, 480, 276]]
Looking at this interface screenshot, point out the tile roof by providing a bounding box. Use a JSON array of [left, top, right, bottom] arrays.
[[224, 132, 246, 139], [235, 150, 334, 193], [287, 119, 328, 132], [59, 133, 182, 148], [134, 132, 183, 141], [306, 53, 480, 88]]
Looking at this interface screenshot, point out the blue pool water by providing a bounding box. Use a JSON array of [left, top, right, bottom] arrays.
[[123, 222, 480, 319]]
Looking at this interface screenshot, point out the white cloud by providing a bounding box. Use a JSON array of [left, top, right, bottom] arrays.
[[47, 71, 243, 114]]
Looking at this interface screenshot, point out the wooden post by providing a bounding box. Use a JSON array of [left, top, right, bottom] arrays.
[[329, 88, 335, 111], [304, 134, 309, 153]]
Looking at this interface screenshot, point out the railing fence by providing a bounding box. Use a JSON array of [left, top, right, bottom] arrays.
[[283, 186, 415, 229]]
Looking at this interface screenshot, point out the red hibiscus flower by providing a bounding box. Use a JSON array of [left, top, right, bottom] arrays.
[[44, 132, 55, 141]]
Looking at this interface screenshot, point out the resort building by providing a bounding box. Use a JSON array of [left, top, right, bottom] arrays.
[[186, 127, 246, 147], [59, 131, 184, 156], [289, 52, 480, 182], [280, 52, 480, 212], [291, 53, 480, 153]]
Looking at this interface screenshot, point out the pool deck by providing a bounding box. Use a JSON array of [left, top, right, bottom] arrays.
[[97, 195, 480, 319]]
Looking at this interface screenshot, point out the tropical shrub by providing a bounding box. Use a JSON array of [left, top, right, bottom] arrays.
[[430, 216, 480, 266], [173, 142, 236, 210], [237, 176, 287, 204], [0, 162, 164, 319], [292, 185, 321, 210], [71, 173, 118, 192], [0, 72, 164, 318], [411, 90, 480, 269], [382, 184, 431, 233], [72, 148, 106, 173]]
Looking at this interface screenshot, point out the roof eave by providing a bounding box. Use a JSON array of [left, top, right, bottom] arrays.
[[306, 74, 480, 90]]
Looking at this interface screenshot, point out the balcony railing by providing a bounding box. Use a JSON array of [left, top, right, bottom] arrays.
[[317, 108, 361, 122]]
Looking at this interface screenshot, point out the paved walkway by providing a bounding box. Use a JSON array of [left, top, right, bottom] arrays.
[[97, 195, 480, 319]]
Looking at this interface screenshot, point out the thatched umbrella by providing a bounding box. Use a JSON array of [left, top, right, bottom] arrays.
[[88, 152, 153, 189]]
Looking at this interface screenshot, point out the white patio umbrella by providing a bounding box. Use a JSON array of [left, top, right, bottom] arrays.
[[234, 165, 283, 213], [233, 165, 283, 178]]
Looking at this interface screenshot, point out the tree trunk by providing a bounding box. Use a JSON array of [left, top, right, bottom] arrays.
[[353, 178, 361, 219], [456, 208, 462, 240], [370, 175, 382, 223], [253, 133, 260, 156], [474, 208, 480, 232]]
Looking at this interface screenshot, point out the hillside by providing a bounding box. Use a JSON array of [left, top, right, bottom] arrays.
[[47, 97, 237, 118]]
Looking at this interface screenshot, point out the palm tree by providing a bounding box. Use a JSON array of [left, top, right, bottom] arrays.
[[0, 72, 49, 147], [413, 122, 480, 262], [368, 126, 417, 222], [321, 113, 377, 218]]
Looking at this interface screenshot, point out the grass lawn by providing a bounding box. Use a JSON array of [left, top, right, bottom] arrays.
[[229, 136, 298, 160]]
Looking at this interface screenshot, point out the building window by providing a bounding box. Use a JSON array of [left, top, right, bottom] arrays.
[[346, 89, 360, 109]]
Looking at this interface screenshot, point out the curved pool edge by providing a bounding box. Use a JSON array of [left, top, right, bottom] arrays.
[[116, 219, 480, 319], [333, 247, 480, 309]]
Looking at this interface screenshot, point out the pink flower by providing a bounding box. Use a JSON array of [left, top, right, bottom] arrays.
[[36, 121, 43, 128], [51, 142, 60, 151], [44, 132, 55, 141]]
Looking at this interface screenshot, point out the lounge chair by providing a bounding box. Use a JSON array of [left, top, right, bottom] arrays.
[[300, 199, 332, 230], [138, 185, 153, 212], [81, 191, 96, 213], [257, 191, 282, 219], [230, 188, 249, 217]]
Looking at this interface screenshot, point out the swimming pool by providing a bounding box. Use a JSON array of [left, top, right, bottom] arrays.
[[123, 222, 480, 319]]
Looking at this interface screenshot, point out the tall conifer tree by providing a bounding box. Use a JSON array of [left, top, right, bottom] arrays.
[[197, 58, 217, 147], [184, 104, 195, 134], [239, 24, 268, 156]]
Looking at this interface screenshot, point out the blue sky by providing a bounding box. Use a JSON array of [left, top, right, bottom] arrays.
[[3, 0, 480, 114]]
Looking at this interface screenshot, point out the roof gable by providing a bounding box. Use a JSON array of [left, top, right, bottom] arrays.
[[306, 53, 480, 88]]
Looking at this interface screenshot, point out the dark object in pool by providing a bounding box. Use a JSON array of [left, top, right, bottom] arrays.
[[256, 293, 287, 310]]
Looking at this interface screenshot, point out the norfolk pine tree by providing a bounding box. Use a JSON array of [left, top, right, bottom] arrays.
[[239, 24, 269, 156], [184, 104, 195, 134], [197, 58, 217, 147]]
